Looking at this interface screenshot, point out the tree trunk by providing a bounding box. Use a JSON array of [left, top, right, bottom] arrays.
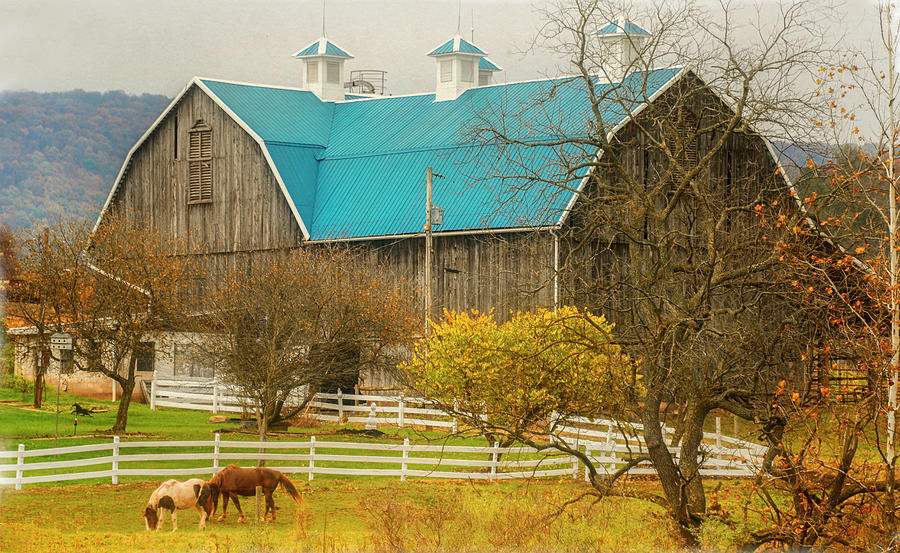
[[33, 374, 44, 409], [677, 401, 708, 517], [257, 404, 268, 468], [34, 349, 49, 408], [641, 393, 701, 544], [111, 378, 133, 435]]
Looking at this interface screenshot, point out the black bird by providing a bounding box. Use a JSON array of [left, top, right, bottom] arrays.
[[71, 402, 93, 417]]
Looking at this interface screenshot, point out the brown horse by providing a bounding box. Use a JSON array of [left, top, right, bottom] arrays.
[[207, 464, 302, 522]]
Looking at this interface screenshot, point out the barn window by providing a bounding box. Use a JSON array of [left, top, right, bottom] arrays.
[[326, 62, 340, 84], [307, 61, 319, 83], [174, 344, 215, 379], [188, 120, 212, 204], [135, 342, 155, 372], [440, 60, 452, 82]]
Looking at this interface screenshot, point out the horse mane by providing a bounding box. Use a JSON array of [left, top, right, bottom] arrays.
[[209, 464, 239, 486]]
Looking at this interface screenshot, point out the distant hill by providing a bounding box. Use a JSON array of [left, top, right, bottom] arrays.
[[0, 90, 171, 229]]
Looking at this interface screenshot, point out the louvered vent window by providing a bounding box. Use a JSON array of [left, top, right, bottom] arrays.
[[188, 120, 212, 204], [440, 60, 452, 82], [461, 60, 474, 83], [671, 107, 698, 180], [326, 62, 340, 84]]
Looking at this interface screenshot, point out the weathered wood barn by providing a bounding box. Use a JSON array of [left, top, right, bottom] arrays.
[[13, 20, 789, 395]]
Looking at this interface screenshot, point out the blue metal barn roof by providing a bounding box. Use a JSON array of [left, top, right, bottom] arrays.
[[196, 67, 682, 241]]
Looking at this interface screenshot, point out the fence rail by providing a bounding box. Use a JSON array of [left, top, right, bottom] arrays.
[[1, 436, 594, 489], [1, 431, 764, 490]]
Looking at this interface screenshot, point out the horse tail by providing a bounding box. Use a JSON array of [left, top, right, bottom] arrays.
[[278, 473, 302, 505], [195, 483, 213, 516]]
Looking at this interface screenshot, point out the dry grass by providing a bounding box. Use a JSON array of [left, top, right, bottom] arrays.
[[0, 478, 704, 553]]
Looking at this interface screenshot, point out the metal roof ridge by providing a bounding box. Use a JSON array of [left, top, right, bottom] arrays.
[[319, 131, 595, 162], [335, 91, 436, 103], [262, 140, 327, 149], [471, 66, 680, 91], [320, 142, 480, 161], [197, 76, 319, 94]]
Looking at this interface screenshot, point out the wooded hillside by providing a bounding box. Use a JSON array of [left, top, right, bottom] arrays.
[[0, 90, 171, 229]]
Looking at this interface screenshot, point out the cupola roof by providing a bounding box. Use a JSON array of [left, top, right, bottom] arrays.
[[596, 20, 651, 36], [427, 34, 486, 56], [294, 37, 354, 58]]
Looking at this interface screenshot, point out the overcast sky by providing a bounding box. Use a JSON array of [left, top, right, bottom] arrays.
[[0, 0, 882, 98], [0, 0, 568, 97]]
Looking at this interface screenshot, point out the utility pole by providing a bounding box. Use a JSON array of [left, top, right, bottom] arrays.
[[886, 0, 899, 526], [424, 167, 433, 336]]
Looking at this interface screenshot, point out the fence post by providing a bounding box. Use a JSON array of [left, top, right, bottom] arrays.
[[452, 399, 459, 434], [604, 425, 613, 473], [308, 436, 316, 482], [15, 444, 24, 491], [584, 447, 591, 482], [112, 436, 120, 485], [150, 379, 157, 410], [605, 426, 616, 473], [715, 416, 723, 468], [733, 414, 739, 438], [398, 395, 405, 429], [401, 438, 409, 482], [213, 383, 219, 414], [213, 433, 221, 473], [572, 447, 579, 480], [489, 441, 499, 483], [337, 389, 344, 423], [549, 410, 558, 442]]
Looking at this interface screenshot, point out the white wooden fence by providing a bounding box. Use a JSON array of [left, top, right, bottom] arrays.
[[552, 415, 767, 478], [147, 379, 767, 479], [149, 381, 452, 429], [0, 436, 586, 490]]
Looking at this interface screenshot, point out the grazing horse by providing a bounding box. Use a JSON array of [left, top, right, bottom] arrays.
[[142, 478, 212, 531], [208, 464, 302, 522]]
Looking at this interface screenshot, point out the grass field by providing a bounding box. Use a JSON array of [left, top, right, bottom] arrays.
[[0, 478, 687, 553], [0, 383, 763, 552]]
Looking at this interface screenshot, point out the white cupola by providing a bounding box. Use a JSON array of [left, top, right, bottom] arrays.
[[596, 19, 650, 80], [294, 37, 353, 102], [478, 57, 502, 86], [427, 34, 487, 101]]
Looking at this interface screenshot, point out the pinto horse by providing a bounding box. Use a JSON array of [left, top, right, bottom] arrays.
[[208, 464, 302, 522], [142, 478, 212, 531]]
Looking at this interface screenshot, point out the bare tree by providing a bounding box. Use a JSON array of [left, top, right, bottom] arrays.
[[196, 247, 417, 443], [450, 0, 839, 541], [15, 213, 197, 433]]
